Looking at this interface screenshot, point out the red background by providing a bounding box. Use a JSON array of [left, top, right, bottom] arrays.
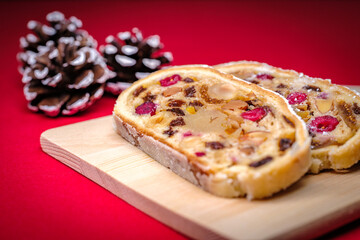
[[1, 0, 360, 239]]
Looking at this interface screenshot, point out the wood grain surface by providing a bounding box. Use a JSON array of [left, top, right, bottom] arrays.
[[40, 86, 360, 240]]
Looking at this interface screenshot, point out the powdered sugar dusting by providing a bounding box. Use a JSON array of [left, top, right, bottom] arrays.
[[42, 73, 62, 87], [146, 35, 160, 48], [85, 48, 97, 63], [67, 23, 76, 32], [49, 48, 59, 59], [135, 72, 150, 79], [20, 37, 28, 48], [69, 93, 90, 109], [142, 58, 161, 69], [121, 45, 138, 55], [59, 37, 74, 44], [105, 35, 114, 43], [69, 16, 82, 28], [39, 104, 60, 117], [69, 71, 94, 89], [34, 67, 49, 79], [70, 51, 86, 66], [37, 45, 49, 54], [163, 52, 173, 61], [93, 87, 104, 99], [132, 27, 143, 41], [27, 20, 37, 30], [115, 55, 136, 67], [105, 45, 117, 55], [118, 31, 131, 40], [26, 33, 37, 43], [23, 84, 37, 101], [42, 25, 56, 35], [46, 11, 64, 22], [22, 68, 32, 83]]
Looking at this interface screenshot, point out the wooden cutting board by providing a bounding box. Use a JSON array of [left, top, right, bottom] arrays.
[[41, 86, 360, 240]]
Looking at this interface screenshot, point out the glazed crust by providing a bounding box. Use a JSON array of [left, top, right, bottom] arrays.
[[215, 61, 360, 173], [113, 65, 311, 199]]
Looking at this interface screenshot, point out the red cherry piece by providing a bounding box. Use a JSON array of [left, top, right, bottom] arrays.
[[256, 73, 274, 80], [135, 102, 157, 116], [309, 116, 339, 133], [287, 92, 307, 105], [241, 108, 267, 122], [195, 152, 206, 157], [159, 74, 182, 87]]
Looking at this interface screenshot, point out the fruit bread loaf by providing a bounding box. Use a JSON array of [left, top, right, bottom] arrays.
[[113, 65, 311, 199], [215, 61, 360, 173]]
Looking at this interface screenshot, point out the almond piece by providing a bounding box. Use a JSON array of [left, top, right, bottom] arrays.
[[162, 87, 182, 97], [237, 71, 254, 79], [221, 100, 248, 111], [239, 131, 270, 146], [315, 98, 333, 113], [208, 83, 237, 100], [295, 110, 311, 122]]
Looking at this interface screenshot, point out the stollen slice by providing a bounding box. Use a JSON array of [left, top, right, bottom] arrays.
[[113, 65, 311, 199], [215, 61, 360, 173]]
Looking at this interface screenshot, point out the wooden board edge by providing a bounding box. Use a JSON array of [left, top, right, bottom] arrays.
[[276, 201, 360, 240], [40, 134, 226, 240]]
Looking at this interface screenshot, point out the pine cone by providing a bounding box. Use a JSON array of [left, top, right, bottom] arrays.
[[17, 11, 113, 117], [100, 28, 173, 95]]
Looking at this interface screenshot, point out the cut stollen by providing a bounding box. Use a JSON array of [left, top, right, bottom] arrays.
[[113, 65, 311, 199], [100, 28, 173, 95], [215, 61, 360, 173], [17, 11, 113, 117]]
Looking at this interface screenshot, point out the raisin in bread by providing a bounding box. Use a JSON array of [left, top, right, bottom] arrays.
[[215, 61, 360, 173], [113, 65, 311, 199]]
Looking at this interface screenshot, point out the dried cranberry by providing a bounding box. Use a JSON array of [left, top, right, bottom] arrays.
[[241, 108, 267, 122], [256, 73, 274, 80], [287, 92, 307, 105], [309, 115, 339, 133], [135, 102, 157, 116], [195, 152, 206, 157], [183, 131, 193, 137], [159, 74, 182, 87]]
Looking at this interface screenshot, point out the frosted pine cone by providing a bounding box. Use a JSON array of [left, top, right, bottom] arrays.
[[17, 11, 113, 117], [100, 28, 173, 95]]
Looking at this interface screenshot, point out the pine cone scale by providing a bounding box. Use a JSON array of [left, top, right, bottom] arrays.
[[38, 94, 70, 117]]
